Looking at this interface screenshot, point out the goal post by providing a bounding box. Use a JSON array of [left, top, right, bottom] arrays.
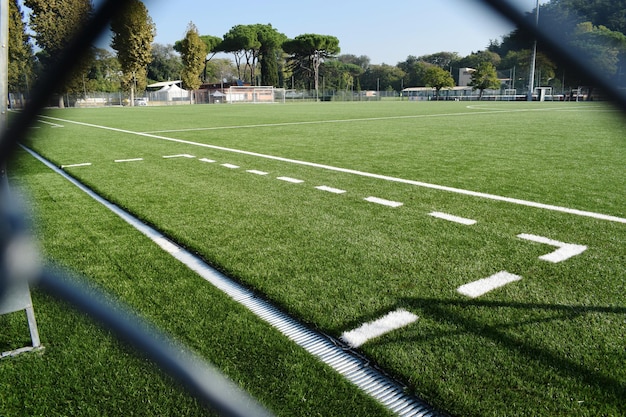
[[227, 86, 282, 104]]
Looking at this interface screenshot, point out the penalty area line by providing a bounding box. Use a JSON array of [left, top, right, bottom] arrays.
[[38, 115, 626, 225]]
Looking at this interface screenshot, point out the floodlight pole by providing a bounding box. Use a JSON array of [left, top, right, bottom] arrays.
[[527, 0, 540, 101]]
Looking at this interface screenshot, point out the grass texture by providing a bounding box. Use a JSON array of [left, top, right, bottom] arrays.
[[4, 100, 625, 416]]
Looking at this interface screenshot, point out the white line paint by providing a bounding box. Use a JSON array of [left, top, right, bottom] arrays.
[[114, 158, 143, 163], [221, 163, 239, 169], [315, 185, 346, 194], [277, 176, 304, 184], [247, 170, 269, 175], [429, 211, 477, 225], [341, 309, 418, 348], [365, 196, 403, 208], [517, 233, 587, 263], [163, 154, 195, 159], [60, 163, 91, 168], [38, 115, 626, 224], [154, 237, 181, 254], [457, 271, 522, 298], [199, 158, 215, 163], [37, 119, 64, 128]]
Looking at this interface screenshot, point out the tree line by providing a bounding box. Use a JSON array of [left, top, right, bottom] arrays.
[[8, 0, 626, 105]]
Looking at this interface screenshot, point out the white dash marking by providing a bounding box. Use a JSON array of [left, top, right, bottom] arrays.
[[364, 196, 403, 208], [316, 185, 346, 194], [247, 170, 269, 175], [114, 158, 143, 163], [429, 211, 477, 225], [221, 163, 240, 169], [199, 158, 215, 163], [277, 176, 304, 184], [341, 309, 418, 348], [457, 271, 522, 298], [60, 163, 91, 168], [517, 233, 587, 263], [163, 154, 195, 159]]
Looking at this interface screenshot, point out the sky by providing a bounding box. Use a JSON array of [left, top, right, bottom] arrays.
[[144, 0, 549, 65]]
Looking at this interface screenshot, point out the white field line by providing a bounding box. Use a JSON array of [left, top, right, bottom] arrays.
[[277, 176, 304, 184], [114, 158, 143, 163], [199, 158, 215, 163], [141, 106, 603, 134], [315, 185, 346, 194], [429, 211, 477, 225], [221, 163, 240, 169], [163, 154, 195, 159], [247, 170, 269, 175], [36, 119, 64, 128], [341, 309, 418, 348], [38, 115, 626, 224], [457, 271, 523, 298], [517, 233, 587, 263], [365, 196, 403, 208], [60, 163, 91, 168]]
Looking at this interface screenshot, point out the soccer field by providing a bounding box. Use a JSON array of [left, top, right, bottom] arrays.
[[4, 101, 625, 416]]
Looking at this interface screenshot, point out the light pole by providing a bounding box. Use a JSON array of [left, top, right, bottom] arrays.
[[527, 0, 540, 101]]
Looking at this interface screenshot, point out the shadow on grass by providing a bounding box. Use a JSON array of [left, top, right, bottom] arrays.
[[387, 297, 626, 408]]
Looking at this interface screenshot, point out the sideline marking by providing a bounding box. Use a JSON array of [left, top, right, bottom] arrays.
[[37, 119, 64, 128], [38, 115, 626, 224], [315, 185, 346, 194], [163, 154, 195, 159], [199, 158, 215, 163], [429, 211, 476, 225], [341, 309, 418, 348], [247, 170, 269, 175], [221, 163, 239, 169], [457, 271, 522, 298], [115, 158, 143, 163], [60, 163, 91, 168], [277, 176, 304, 184], [365, 196, 403, 208], [517, 233, 587, 263]]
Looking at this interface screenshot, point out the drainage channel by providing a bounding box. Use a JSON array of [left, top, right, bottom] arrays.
[[22, 145, 443, 417]]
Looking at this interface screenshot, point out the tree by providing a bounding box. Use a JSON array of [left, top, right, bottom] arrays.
[[423, 65, 455, 99], [257, 25, 286, 87], [360, 64, 405, 92], [85, 48, 122, 92], [24, 0, 93, 107], [8, 0, 34, 94], [220, 25, 261, 83], [469, 62, 501, 99], [147, 43, 183, 82], [175, 22, 207, 91], [199, 35, 222, 81], [283, 34, 340, 96], [111, 0, 155, 103]]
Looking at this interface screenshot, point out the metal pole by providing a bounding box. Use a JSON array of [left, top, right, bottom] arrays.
[[527, 0, 539, 101], [0, 0, 8, 184]]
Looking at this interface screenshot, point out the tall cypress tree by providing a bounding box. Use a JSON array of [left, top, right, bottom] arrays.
[[8, 0, 34, 94], [110, 0, 155, 100], [24, 0, 93, 107]]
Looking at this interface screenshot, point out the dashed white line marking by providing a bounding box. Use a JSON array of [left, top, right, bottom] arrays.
[[60, 163, 92, 168], [315, 185, 346, 194], [364, 196, 403, 208], [517, 234, 587, 263], [199, 158, 215, 163], [114, 158, 143, 163], [247, 170, 269, 175], [341, 309, 418, 348], [221, 163, 240, 169], [429, 211, 477, 225], [277, 176, 304, 184], [457, 271, 522, 298], [38, 115, 626, 224], [163, 154, 195, 159]]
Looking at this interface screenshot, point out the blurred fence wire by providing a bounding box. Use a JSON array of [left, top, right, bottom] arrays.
[[0, 0, 624, 416]]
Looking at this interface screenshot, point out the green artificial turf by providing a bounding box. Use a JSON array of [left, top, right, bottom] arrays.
[[7, 100, 625, 416]]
